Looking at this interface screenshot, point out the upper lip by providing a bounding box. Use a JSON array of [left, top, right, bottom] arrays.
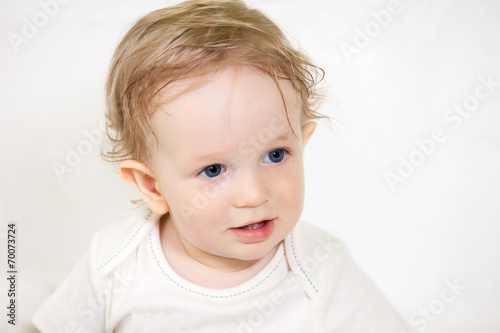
[[233, 217, 275, 229]]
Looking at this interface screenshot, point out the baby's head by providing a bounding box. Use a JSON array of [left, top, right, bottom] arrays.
[[103, 0, 325, 266]]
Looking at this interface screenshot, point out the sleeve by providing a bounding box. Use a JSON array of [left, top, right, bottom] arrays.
[[314, 247, 417, 333], [32, 250, 106, 333]]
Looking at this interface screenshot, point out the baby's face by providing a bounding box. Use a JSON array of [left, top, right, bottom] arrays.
[[149, 65, 312, 267]]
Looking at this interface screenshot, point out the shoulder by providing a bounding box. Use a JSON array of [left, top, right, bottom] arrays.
[[283, 220, 345, 299], [90, 208, 160, 278], [284, 222, 415, 332], [33, 209, 160, 332]]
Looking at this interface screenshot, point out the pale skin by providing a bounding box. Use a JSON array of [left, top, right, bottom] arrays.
[[119, 65, 316, 288]]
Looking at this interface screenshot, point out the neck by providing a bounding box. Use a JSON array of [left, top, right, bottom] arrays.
[[159, 214, 278, 288]]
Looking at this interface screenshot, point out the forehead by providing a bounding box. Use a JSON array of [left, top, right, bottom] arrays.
[[150, 66, 301, 158]]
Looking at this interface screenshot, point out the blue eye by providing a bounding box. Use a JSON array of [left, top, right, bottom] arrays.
[[263, 149, 286, 163], [200, 164, 224, 178]]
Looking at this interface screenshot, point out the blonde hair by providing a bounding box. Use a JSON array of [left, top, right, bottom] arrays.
[[103, 0, 325, 164]]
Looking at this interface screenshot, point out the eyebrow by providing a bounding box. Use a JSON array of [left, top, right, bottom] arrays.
[[274, 134, 293, 142], [192, 133, 294, 163]]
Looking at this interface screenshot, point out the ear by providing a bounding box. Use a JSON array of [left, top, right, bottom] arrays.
[[301, 121, 317, 147], [119, 160, 169, 215]]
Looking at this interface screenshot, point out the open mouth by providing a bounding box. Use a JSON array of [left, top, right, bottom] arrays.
[[230, 219, 275, 242], [238, 221, 267, 230]]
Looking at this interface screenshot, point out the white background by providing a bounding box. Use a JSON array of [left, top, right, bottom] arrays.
[[1, 0, 499, 332]]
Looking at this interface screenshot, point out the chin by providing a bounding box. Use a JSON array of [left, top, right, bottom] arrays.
[[232, 239, 281, 261]]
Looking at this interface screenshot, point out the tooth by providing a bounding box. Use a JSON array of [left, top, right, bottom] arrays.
[[241, 221, 265, 230]]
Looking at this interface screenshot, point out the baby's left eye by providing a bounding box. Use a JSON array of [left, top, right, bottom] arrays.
[[263, 149, 286, 163]]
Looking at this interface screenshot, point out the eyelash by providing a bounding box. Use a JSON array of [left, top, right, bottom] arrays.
[[198, 147, 291, 178]]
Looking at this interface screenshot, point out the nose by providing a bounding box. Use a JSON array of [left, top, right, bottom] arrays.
[[232, 168, 270, 208]]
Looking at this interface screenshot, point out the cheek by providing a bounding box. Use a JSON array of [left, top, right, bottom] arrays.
[[284, 179, 305, 209], [183, 182, 228, 217], [284, 157, 305, 190], [274, 161, 305, 209], [171, 205, 217, 250], [178, 185, 230, 234]]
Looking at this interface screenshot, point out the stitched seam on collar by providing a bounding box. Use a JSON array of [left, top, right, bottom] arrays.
[[149, 232, 285, 299], [98, 210, 153, 272]]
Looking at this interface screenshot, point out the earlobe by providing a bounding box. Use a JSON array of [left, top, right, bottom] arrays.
[[119, 160, 169, 215], [301, 121, 317, 147]]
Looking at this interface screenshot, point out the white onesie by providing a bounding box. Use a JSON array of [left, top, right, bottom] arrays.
[[33, 208, 415, 333]]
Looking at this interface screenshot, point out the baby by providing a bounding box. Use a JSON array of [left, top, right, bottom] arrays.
[[33, 0, 415, 332]]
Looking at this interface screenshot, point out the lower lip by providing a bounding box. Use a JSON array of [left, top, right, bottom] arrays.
[[230, 219, 275, 243]]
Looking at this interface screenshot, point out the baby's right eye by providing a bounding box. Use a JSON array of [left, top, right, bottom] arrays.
[[200, 164, 225, 178]]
